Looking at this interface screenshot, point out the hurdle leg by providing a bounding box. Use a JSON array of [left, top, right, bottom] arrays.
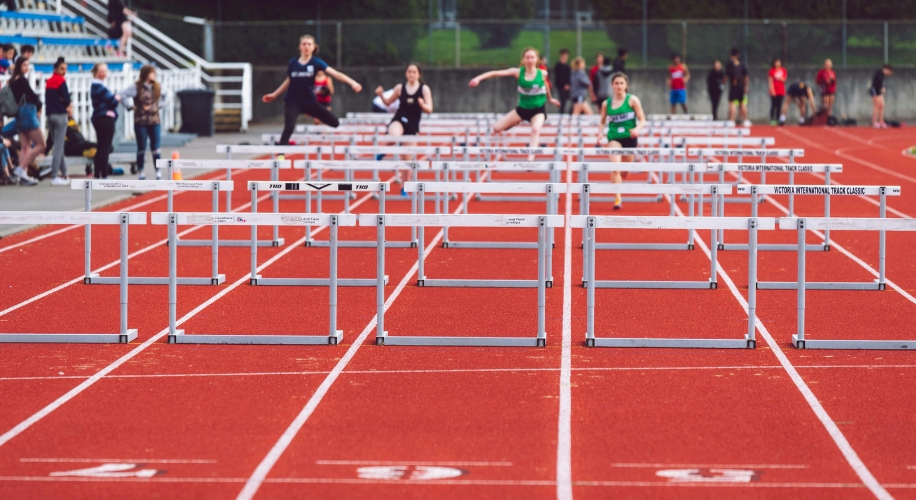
[[225, 158, 232, 211], [710, 197, 718, 289], [688, 182, 696, 249], [376, 215, 387, 344], [879, 189, 887, 290], [545, 185, 554, 287], [585, 217, 596, 346], [418, 187, 427, 282], [272, 165, 280, 245], [746, 218, 758, 348], [211, 188, 220, 284], [581, 184, 590, 285], [168, 214, 182, 342], [118, 214, 135, 342], [793, 219, 807, 348], [83, 183, 93, 282], [788, 170, 795, 216], [329, 215, 341, 344], [823, 169, 831, 249], [536, 217, 547, 347], [411, 164, 418, 246]]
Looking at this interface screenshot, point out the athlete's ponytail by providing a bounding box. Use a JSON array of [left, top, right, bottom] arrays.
[[299, 34, 320, 55]]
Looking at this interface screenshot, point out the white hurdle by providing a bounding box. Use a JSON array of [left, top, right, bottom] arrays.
[[758, 186, 901, 290], [781, 217, 916, 350], [71, 179, 230, 286], [158, 158, 292, 247], [711, 162, 840, 218], [0, 211, 145, 344], [153, 211, 357, 345], [571, 215, 774, 348], [361, 213, 564, 347]]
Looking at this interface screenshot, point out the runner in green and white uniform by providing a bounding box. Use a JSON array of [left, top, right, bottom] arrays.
[[599, 72, 646, 209], [470, 48, 561, 158]]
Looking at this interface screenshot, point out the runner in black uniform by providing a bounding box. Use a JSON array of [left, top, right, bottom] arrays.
[[870, 64, 893, 128], [262, 35, 363, 145], [375, 64, 433, 136]]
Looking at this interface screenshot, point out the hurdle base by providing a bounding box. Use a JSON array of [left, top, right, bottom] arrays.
[[0, 329, 138, 344], [419, 278, 544, 288], [793, 334, 914, 350], [168, 330, 343, 345], [587, 336, 753, 348], [87, 274, 226, 286], [377, 335, 545, 347], [175, 238, 284, 248], [251, 275, 388, 287], [308, 240, 415, 249], [594, 242, 693, 251], [720, 243, 828, 252], [757, 280, 884, 291], [585, 280, 716, 289], [442, 241, 538, 249]]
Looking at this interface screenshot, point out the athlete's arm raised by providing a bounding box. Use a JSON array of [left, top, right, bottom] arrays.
[[628, 95, 647, 138], [262, 78, 290, 103], [418, 85, 434, 114], [468, 68, 518, 87], [375, 84, 402, 106], [325, 67, 363, 93]]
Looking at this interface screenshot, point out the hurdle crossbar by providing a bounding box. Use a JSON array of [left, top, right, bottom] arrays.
[[153, 211, 357, 345], [571, 215, 773, 348], [0, 211, 145, 344], [362, 213, 563, 347], [72, 179, 230, 286], [782, 217, 916, 349]]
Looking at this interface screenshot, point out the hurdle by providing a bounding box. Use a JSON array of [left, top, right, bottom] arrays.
[[647, 114, 714, 121], [569, 149, 688, 206], [782, 217, 916, 350], [153, 211, 356, 345], [0, 211, 144, 344], [570, 215, 773, 348], [693, 148, 803, 189], [158, 158, 292, 247], [216, 145, 320, 207], [362, 213, 563, 347], [758, 186, 901, 290], [572, 184, 732, 288], [710, 162, 839, 218], [72, 179, 228, 286]]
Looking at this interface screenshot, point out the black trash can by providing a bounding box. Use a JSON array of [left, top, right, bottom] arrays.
[[178, 89, 215, 137]]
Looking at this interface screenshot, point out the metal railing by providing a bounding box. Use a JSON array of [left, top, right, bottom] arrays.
[[57, 0, 252, 130]]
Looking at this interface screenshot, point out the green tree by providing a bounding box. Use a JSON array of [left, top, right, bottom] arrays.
[[457, 0, 535, 49]]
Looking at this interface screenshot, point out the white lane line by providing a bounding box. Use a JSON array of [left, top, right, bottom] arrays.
[[0, 186, 382, 450], [608, 462, 808, 469], [20, 458, 217, 464], [671, 201, 893, 500], [235, 223, 453, 500], [6, 363, 916, 381], [315, 460, 513, 466], [556, 155, 574, 500]]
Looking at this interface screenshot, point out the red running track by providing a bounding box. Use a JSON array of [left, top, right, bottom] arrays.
[[0, 127, 915, 499]]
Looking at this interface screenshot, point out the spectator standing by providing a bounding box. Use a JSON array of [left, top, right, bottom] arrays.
[[120, 65, 163, 180], [870, 64, 893, 128], [706, 60, 724, 120], [553, 48, 571, 114], [45, 57, 71, 186], [725, 48, 749, 125], [90, 63, 120, 179], [19, 44, 34, 60], [2, 0, 17, 11], [569, 57, 593, 115], [9, 57, 42, 185], [0, 44, 15, 75], [611, 48, 628, 74], [768, 57, 787, 125], [589, 53, 604, 105], [107, 0, 136, 57], [816, 59, 837, 116], [593, 57, 614, 109], [667, 54, 690, 114]]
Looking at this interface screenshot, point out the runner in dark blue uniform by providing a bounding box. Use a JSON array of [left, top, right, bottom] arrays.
[[263, 35, 363, 145]]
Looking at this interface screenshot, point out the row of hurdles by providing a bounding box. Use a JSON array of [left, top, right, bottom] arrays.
[[0, 177, 908, 351]]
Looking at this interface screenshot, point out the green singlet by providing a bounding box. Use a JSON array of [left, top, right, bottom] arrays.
[[605, 94, 637, 141], [517, 67, 547, 109]]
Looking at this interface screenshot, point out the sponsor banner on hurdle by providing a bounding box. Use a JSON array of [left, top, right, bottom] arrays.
[[158, 159, 292, 170], [430, 161, 556, 171], [710, 162, 835, 173], [691, 148, 804, 157], [570, 215, 774, 349], [250, 181, 388, 192], [648, 114, 714, 121], [737, 185, 899, 196], [780, 217, 916, 350], [215, 145, 324, 155], [70, 179, 234, 191], [571, 161, 708, 173], [295, 160, 418, 171], [360, 213, 563, 347], [0, 211, 144, 344], [567, 148, 688, 157], [337, 146, 451, 156]]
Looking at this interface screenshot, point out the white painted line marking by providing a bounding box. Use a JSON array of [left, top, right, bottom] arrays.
[[0, 181, 384, 450], [556, 151, 573, 500], [317, 460, 512, 466], [21, 458, 216, 464], [657, 468, 757, 483], [611, 462, 807, 469], [49, 463, 160, 478]]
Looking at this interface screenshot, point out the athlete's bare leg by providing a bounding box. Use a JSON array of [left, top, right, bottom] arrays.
[[387, 120, 405, 183], [527, 113, 546, 161]]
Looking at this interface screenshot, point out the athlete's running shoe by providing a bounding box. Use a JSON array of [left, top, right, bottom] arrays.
[[50, 176, 69, 186]]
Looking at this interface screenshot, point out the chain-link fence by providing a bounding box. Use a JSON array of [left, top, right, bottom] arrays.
[[140, 12, 916, 69]]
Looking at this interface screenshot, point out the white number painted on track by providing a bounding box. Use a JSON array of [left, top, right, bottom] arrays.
[[356, 465, 465, 480], [656, 468, 758, 483], [49, 463, 162, 478]]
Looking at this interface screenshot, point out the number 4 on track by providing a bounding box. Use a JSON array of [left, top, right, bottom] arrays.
[[49, 463, 162, 478]]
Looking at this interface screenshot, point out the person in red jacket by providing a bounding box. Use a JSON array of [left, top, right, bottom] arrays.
[[768, 57, 787, 125], [667, 54, 690, 114], [816, 59, 837, 117], [589, 53, 604, 106]]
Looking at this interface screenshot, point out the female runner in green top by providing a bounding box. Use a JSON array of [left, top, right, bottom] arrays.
[[469, 48, 561, 156], [598, 72, 646, 209]]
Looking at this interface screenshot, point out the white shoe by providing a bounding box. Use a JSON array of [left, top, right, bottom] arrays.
[[138, 170, 146, 180], [12, 167, 37, 186], [742, 120, 752, 127], [50, 176, 69, 186], [155, 170, 162, 180]]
